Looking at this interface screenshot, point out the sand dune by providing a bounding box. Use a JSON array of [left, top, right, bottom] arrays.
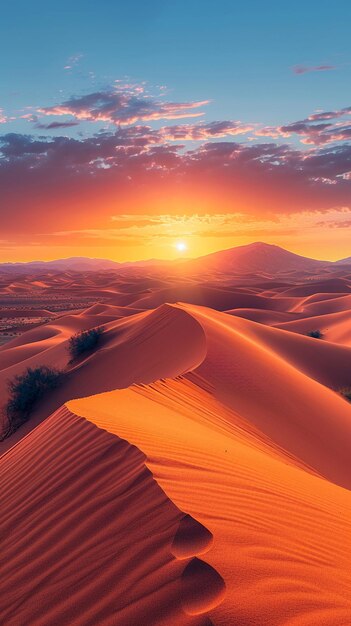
[[0, 304, 206, 453], [71, 377, 351, 626], [279, 278, 351, 298], [292, 293, 351, 316], [224, 308, 303, 325], [130, 284, 299, 312], [1, 407, 217, 626], [1, 253, 351, 625], [276, 310, 351, 346], [2, 299, 351, 625], [219, 307, 351, 389]]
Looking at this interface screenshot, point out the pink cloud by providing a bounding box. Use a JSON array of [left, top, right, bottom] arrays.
[[308, 106, 351, 121], [293, 64, 336, 74], [38, 86, 209, 126], [255, 126, 290, 139], [159, 121, 253, 141], [256, 106, 351, 145]]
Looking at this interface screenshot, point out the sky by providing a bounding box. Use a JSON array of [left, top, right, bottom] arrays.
[[1, 0, 351, 262]]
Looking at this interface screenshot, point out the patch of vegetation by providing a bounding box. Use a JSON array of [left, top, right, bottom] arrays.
[[339, 387, 351, 403], [2, 366, 64, 438], [68, 326, 104, 361], [306, 329, 323, 339]]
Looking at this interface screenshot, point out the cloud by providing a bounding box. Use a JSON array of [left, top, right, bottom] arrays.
[[38, 85, 209, 126], [0, 109, 7, 124], [35, 120, 80, 130], [1, 127, 351, 240], [47, 208, 351, 249], [64, 53, 83, 71], [306, 106, 351, 121], [1, 91, 351, 247], [256, 106, 351, 145], [20, 113, 80, 130], [293, 64, 336, 74], [2, 128, 350, 183], [307, 107, 351, 121], [159, 121, 253, 141]]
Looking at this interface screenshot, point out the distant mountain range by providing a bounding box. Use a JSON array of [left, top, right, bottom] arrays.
[[0, 256, 177, 272], [0, 242, 349, 275], [0, 257, 122, 272]]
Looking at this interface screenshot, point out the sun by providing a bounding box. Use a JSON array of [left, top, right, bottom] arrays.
[[175, 241, 187, 252]]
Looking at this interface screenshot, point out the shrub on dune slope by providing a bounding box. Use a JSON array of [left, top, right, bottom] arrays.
[[339, 387, 351, 403], [306, 329, 323, 339], [2, 366, 64, 438], [68, 327, 104, 361]]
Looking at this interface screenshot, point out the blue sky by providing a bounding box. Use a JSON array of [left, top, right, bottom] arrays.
[[1, 0, 350, 130]]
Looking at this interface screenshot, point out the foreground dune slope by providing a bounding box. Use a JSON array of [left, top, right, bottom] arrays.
[[2, 303, 351, 625], [71, 380, 351, 625], [0, 407, 218, 626]]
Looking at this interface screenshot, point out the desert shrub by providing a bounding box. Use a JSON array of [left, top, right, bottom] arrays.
[[339, 387, 351, 403], [3, 366, 64, 437], [68, 326, 104, 360], [306, 329, 323, 339]]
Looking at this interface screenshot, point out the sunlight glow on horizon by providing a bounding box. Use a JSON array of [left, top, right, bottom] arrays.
[[175, 241, 188, 253]]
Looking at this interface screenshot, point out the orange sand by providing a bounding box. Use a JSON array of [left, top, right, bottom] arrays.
[[1, 253, 351, 625]]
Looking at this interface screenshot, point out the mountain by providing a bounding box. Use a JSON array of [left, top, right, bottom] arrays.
[[0, 243, 338, 275], [0, 256, 179, 273], [0, 257, 122, 272], [334, 256, 351, 266], [183, 242, 330, 274]]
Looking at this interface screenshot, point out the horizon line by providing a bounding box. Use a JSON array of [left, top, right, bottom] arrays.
[[0, 241, 350, 266]]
